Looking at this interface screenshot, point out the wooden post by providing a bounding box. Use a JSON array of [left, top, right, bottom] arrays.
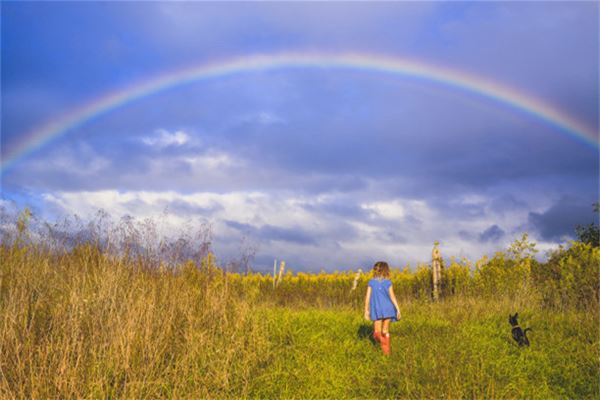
[[351, 268, 362, 292], [432, 241, 443, 301], [273, 259, 277, 289], [276, 261, 286, 287]]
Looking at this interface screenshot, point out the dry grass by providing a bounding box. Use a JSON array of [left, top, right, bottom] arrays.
[[0, 244, 270, 398]]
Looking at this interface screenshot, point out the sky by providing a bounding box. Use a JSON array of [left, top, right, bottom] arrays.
[[1, 1, 599, 272]]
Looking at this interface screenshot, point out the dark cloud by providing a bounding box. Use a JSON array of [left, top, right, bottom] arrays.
[[528, 197, 597, 241], [225, 220, 317, 246], [430, 196, 486, 221], [478, 224, 505, 243], [489, 194, 529, 214], [7, 74, 597, 200]]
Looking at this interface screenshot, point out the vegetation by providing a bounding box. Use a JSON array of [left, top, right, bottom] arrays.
[[0, 210, 598, 398], [575, 203, 599, 248]]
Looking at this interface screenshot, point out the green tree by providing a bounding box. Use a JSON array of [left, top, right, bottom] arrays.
[[507, 232, 538, 261], [575, 203, 599, 247]]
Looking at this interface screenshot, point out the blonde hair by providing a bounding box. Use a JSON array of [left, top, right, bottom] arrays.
[[373, 261, 390, 278]]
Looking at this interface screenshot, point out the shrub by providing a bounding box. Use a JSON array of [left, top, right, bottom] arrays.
[[532, 241, 600, 310]]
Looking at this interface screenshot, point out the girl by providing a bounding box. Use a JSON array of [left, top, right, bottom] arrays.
[[363, 261, 401, 355]]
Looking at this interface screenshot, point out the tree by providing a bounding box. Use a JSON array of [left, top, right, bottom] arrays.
[[507, 232, 538, 261], [575, 203, 599, 248]]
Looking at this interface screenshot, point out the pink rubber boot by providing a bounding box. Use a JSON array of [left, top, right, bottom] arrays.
[[380, 332, 390, 355], [373, 331, 382, 343]]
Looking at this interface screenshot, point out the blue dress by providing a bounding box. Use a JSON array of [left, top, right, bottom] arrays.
[[368, 278, 397, 321]]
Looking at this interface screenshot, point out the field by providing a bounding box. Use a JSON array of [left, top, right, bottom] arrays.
[[1, 224, 599, 398], [252, 303, 597, 399]]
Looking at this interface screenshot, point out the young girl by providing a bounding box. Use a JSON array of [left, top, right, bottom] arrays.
[[363, 261, 401, 355]]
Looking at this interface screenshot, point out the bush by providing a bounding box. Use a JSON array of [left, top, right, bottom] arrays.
[[443, 257, 473, 297], [532, 241, 600, 310]]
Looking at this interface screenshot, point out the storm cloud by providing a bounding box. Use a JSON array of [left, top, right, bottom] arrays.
[[528, 197, 597, 241]]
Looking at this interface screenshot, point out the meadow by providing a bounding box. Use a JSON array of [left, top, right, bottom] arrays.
[[1, 212, 598, 399]]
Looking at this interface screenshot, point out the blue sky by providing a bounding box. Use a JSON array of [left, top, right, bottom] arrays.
[[1, 1, 598, 271]]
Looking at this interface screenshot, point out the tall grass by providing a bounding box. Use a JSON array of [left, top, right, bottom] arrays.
[[0, 245, 270, 398]]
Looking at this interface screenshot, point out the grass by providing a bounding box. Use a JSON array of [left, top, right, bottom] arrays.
[[1, 243, 598, 398], [250, 302, 598, 399]]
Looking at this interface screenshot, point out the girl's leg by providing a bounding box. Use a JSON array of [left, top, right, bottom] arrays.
[[374, 319, 383, 334], [382, 319, 391, 335]]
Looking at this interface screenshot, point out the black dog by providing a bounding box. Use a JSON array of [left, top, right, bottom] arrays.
[[509, 313, 531, 346]]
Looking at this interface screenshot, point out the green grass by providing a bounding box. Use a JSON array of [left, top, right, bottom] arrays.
[[247, 302, 598, 399]]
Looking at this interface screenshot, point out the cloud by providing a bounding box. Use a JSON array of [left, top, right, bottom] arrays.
[[225, 220, 317, 245], [24, 188, 548, 269], [181, 152, 238, 169], [300, 198, 372, 220], [141, 129, 191, 147], [478, 224, 505, 243], [362, 200, 406, 220], [528, 197, 596, 241]]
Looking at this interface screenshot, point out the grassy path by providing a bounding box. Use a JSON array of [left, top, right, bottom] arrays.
[[248, 302, 598, 399]]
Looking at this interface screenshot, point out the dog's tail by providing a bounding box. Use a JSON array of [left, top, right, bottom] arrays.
[[524, 327, 532, 333]]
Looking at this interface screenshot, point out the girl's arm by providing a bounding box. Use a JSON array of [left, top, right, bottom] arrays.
[[388, 285, 401, 319], [364, 286, 372, 321]]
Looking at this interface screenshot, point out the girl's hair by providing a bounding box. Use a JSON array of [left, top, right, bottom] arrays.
[[373, 261, 390, 278]]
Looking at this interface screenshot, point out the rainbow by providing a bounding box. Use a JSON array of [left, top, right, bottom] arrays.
[[2, 52, 598, 173]]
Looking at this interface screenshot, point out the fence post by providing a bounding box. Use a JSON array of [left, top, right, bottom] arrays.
[[432, 241, 443, 301], [273, 259, 277, 289], [276, 261, 286, 287], [351, 268, 362, 292]]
